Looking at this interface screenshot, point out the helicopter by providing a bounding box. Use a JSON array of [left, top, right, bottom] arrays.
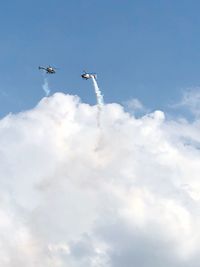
[[81, 71, 97, 80], [38, 66, 57, 74]]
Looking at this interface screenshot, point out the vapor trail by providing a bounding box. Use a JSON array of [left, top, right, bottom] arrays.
[[42, 74, 50, 97], [91, 76, 104, 127]]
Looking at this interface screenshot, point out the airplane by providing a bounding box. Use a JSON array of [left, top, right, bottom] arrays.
[[81, 71, 97, 80], [38, 66, 57, 74]]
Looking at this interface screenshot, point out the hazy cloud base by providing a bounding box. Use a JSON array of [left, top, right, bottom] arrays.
[[0, 93, 200, 267]]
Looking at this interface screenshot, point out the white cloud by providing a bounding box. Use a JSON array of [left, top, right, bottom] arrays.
[[124, 98, 146, 114], [125, 98, 144, 110], [173, 88, 200, 117], [0, 92, 200, 266]]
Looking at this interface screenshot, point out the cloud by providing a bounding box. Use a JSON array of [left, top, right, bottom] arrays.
[[125, 98, 144, 110], [123, 98, 148, 116], [0, 93, 200, 266], [173, 88, 200, 117]]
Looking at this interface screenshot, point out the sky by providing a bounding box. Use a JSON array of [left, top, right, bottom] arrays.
[[1, 0, 200, 115], [1, 1, 200, 266]]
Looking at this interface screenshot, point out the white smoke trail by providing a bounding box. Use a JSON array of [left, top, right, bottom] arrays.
[[91, 76, 104, 127], [91, 76, 104, 107], [42, 75, 50, 97]]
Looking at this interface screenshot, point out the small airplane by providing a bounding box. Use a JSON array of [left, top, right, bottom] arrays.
[[38, 66, 57, 74], [81, 71, 97, 80]]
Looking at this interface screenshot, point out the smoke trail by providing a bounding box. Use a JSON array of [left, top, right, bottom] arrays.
[[42, 75, 50, 97], [91, 76, 104, 127], [91, 76, 104, 107]]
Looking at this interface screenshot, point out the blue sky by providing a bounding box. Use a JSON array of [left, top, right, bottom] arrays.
[[1, 0, 200, 116], [2, 2, 200, 265]]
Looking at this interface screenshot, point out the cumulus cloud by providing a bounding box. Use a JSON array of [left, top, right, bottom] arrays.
[[0, 92, 200, 266]]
